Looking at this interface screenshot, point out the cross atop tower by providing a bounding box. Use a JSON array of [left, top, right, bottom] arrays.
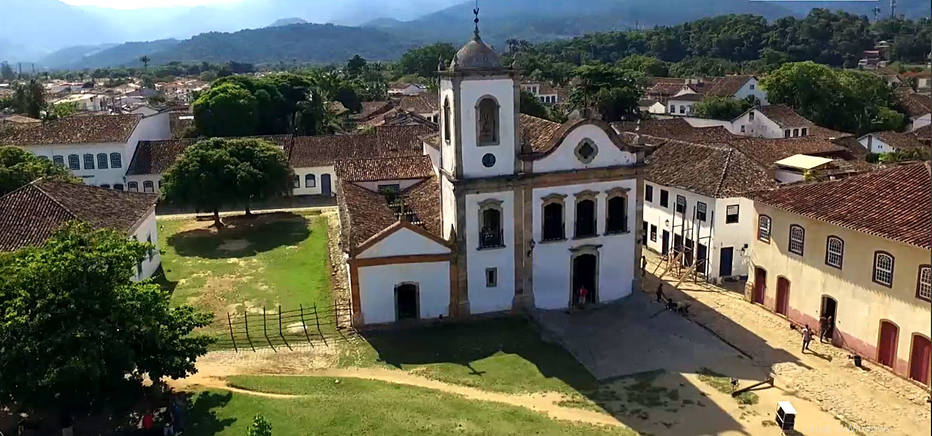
[[473, 1, 480, 37]]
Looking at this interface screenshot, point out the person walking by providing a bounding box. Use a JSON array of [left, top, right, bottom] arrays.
[[656, 283, 666, 303], [824, 315, 834, 342], [819, 315, 829, 343], [577, 286, 589, 309], [801, 324, 813, 353]]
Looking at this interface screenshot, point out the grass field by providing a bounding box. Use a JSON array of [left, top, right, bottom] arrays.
[[185, 376, 633, 436], [157, 212, 332, 339], [341, 318, 600, 399]]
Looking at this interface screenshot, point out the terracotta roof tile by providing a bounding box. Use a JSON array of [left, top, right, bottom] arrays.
[[614, 119, 736, 143], [520, 114, 563, 153], [754, 162, 931, 249], [729, 136, 850, 168], [337, 176, 441, 251], [0, 180, 156, 251], [395, 93, 438, 114], [645, 141, 776, 197], [0, 114, 141, 145], [757, 105, 813, 128], [897, 91, 931, 118], [335, 155, 434, 182], [702, 75, 753, 98]]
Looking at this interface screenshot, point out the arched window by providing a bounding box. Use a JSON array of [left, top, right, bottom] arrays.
[[67, 154, 80, 170], [97, 153, 108, 169], [825, 236, 844, 268], [476, 97, 499, 146], [916, 265, 931, 302], [757, 215, 771, 243], [127, 181, 139, 192], [873, 251, 894, 287], [83, 154, 95, 170], [606, 191, 627, 234], [443, 97, 452, 143], [541, 194, 566, 241], [52, 155, 64, 167], [478, 199, 504, 249], [110, 152, 122, 168], [575, 192, 597, 238], [143, 181, 154, 193], [305, 174, 316, 188], [788, 225, 805, 255]]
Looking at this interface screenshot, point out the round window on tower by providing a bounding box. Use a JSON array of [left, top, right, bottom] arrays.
[[482, 153, 496, 168]]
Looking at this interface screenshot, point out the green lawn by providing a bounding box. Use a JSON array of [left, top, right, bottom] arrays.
[[185, 376, 633, 436], [157, 212, 332, 341], [341, 318, 600, 400]]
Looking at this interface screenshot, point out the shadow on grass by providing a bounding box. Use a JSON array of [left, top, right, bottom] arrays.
[[167, 212, 311, 259], [150, 265, 178, 295], [185, 391, 236, 434]]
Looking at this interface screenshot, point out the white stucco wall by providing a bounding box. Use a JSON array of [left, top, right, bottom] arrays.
[[532, 124, 636, 173], [531, 179, 637, 309], [292, 166, 336, 196], [465, 190, 515, 314], [731, 78, 769, 105], [438, 81, 457, 175], [911, 114, 930, 132], [642, 181, 754, 279], [130, 210, 161, 280], [774, 169, 806, 184], [858, 135, 896, 154], [668, 98, 697, 116], [441, 176, 456, 240], [357, 261, 451, 324], [357, 227, 450, 259], [27, 142, 128, 186], [458, 78, 516, 178]]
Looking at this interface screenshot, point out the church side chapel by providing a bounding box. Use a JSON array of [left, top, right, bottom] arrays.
[[339, 14, 645, 326]]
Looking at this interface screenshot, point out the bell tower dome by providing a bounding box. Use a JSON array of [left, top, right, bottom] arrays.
[[437, 11, 518, 179]]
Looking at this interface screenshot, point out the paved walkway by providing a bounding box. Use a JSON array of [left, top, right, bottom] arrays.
[[642, 250, 931, 436]]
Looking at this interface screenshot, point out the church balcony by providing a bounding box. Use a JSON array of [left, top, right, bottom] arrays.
[[478, 229, 505, 250]]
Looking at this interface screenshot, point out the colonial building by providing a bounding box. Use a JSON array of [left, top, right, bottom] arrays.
[[749, 163, 931, 386], [857, 130, 928, 154], [0, 180, 160, 280], [646, 75, 769, 116], [1, 113, 171, 188], [338, 25, 645, 326]]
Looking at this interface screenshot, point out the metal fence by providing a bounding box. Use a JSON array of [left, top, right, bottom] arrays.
[[216, 300, 353, 352]]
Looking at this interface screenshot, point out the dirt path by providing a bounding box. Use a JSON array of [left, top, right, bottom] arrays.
[[168, 355, 623, 428], [645, 251, 931, 436]]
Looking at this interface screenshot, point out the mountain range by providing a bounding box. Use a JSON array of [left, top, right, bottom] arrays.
[[2, 0, 927, 69]]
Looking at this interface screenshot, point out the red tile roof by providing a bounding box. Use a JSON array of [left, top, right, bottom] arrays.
[[897, 92, 931, 118], [0, 114, 141, 145], [863, 130, 928, 151], [335, 155, 434, 182], [337, 176, 441, 252], [645, 140, 776, 197], [0, 180, 157, 251], [754, 162, 931, 249], [757, 105, 813, 128], [703, 75, 754, 98], [614, 118, 736, 143]]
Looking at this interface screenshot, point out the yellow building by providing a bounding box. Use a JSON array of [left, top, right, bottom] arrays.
[[748, 162, 930, 386]]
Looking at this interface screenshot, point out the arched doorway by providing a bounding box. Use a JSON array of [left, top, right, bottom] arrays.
[[571, 253, 598, 306], [752, 267, 766, 304], [775, 277, 790, 316], [394, 283, 419, 321], [909, 334, 930, 385], [877, 320, 898, 368]]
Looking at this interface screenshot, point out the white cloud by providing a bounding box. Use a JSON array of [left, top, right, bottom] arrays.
[[61, 0, 241, 9]]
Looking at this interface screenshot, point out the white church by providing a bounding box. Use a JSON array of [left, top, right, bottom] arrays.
[[338, 22, 646, 326]]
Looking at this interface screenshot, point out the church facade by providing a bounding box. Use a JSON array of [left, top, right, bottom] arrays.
[[340, 28, 645, 326]]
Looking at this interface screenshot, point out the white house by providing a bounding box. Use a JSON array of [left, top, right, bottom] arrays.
[[897, 91, 931, 132], [0, 180, 161, 280], [520, 81, 564, 105], [648, 75, 769, 116], [685, 105, 816, 139], [642, 140, 776, 280], [857, 131, 927, 154], [389, 83, 428, 96], [338, 26, 645, 327], [1, 113, 171, 189], [51, 93, 104, 112], [667, 91, 704, 116]]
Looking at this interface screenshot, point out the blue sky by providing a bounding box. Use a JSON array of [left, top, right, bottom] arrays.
[[61, 0, 239, 9]]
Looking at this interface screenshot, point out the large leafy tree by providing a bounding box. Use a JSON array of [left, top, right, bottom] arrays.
[[0, 146, 77, 196], [570, 64, 644, 122], [192, 82, 258, 137], [162, 138, 292, 226], [0, 222, 213, 413], [519, 90, 551, 120], [12, 80, 45, 119], [693, 96, 753, 120], [397, 43, 456, 78], [762, 61, 904, 134]]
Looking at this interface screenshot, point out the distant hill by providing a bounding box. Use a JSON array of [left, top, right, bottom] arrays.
[[269, 17, 309, 27]]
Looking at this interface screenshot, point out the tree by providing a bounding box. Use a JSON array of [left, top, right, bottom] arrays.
[[397, 43, 456, 77], [0, 222, 213, 413], [45, 101, 79, 121], [762, 61, 904, 134], [224, 138, 293, 215], [0, 146, 77, 195], [0, 61, 15, 80], [192, 82, 259, 137], [140, 55, 151, 70], [13, 80, 45, 119], [569, 64, 644, 121], [247, 414, 273, 436], [346, 55, 367, 77], [693, 96, 752, 120], [519, 90, 551, 120], [161, 138, 293, 225], [616, 55, 669, 77]]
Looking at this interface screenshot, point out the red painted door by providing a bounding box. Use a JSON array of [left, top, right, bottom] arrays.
[[753, 268, 766, 304], [878, 321, 898, 368], [910, 335, 931, 385], [775, 278, 789, 315]]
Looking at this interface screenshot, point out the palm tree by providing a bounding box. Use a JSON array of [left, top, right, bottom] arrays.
[[140, 56, 151, 70]]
